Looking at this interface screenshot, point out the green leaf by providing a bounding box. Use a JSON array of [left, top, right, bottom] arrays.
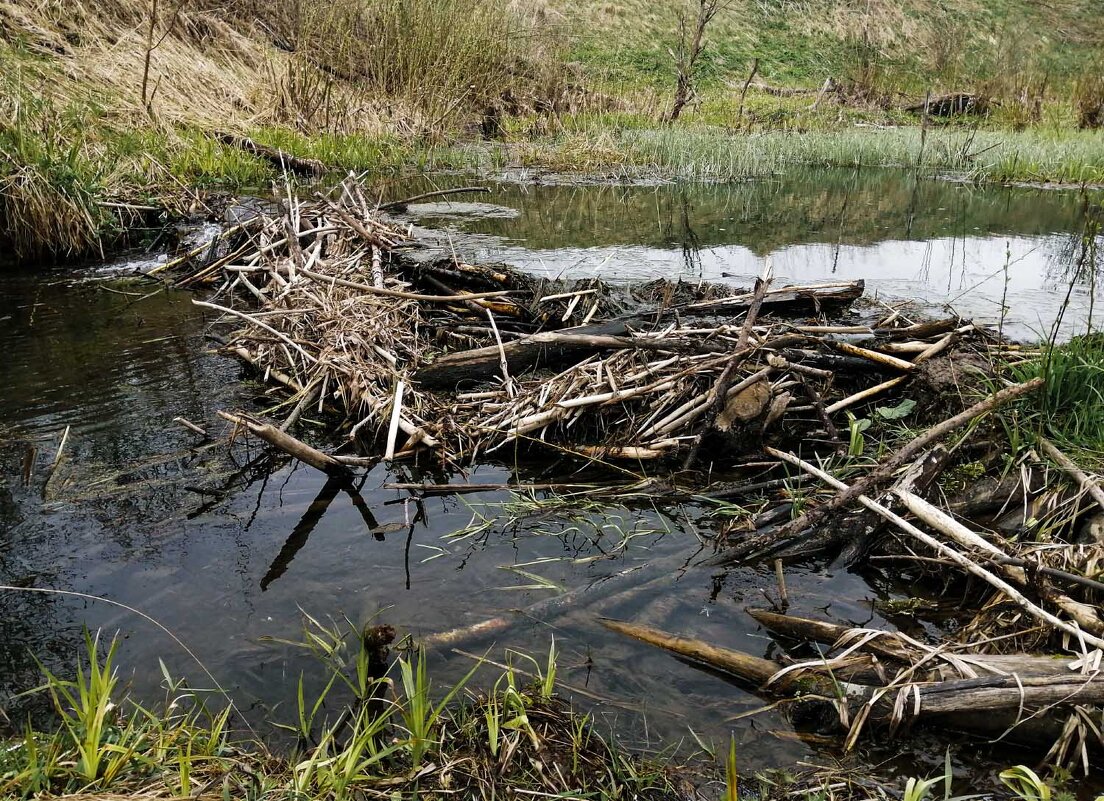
[[876, 399, 917, 420]]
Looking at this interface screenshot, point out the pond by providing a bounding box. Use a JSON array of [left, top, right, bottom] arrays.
[[1, 168, 1101, 784]]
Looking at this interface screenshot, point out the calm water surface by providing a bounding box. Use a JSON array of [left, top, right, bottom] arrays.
[[1, 168, 1099, 777]]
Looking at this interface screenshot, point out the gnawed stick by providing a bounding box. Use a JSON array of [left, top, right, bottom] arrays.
[[598, 618, 818, 690], [173, 416, 209, 438], [715, 377, 1044, 564], [1038, 436, 1104, 514], [219, 411, 349, 476], [765, 446, 1104, 651], [683, 275, 770, 469], [894, 489, 1104, 635]]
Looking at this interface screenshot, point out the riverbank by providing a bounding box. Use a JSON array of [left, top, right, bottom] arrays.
[[0, 621, 1086, 800], [3, 0, 1104, 266]]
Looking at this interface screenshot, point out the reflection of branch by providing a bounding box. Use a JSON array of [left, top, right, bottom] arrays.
[[260, 475, 382, 591], [261, 476, 343, 591]]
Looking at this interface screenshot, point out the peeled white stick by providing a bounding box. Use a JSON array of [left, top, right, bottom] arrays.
[[384, 380, 405, 461], [764, 446, 1104, 652], [894, 489, 1104, 636]]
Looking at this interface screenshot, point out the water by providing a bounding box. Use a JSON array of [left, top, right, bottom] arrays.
[[0, 168, 1100, 777], [392, 168, 1103, 341]]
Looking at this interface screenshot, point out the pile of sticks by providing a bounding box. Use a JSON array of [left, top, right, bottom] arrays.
[[177, 177, 991, 468]]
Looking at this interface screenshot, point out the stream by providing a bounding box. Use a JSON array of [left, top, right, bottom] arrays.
[[1, 167, 1102, 785]]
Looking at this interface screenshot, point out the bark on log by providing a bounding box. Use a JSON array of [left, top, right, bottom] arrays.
[[676, 280, 864, 316], [748, 609, 1081, 679], [219, 411, 349, 476], [601, 616, 1102, 746], [210, 131, 325, 176]]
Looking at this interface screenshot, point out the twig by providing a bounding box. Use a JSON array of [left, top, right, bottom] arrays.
[[378, 186, 491, 211], [767, 447, 1104, 652], [1038, 436, 1104, 514]]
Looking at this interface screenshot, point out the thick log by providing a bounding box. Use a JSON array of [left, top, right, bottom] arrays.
[[601, 616, 1102, 746], [748, 609, 1081, 679], [210, 131, 325, 176], [676, 280, 864, 317]]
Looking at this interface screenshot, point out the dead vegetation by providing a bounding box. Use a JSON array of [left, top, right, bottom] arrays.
[[167, 176, 993, 468], [159, 177, 1104, 775]]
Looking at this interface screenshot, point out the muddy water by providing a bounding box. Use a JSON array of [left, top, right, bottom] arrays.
[[0, 169, 1099, 779]]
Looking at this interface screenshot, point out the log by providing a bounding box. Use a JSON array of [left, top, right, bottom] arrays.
[[210, 131, 325, 176], [414, 321, 686, 389], [597, 618, 817, 690], [219, 411, 349, 476], [601, 616, 1102, 746], [834, 446, 953, 566], [748, 609, 1081, 679], [678, 280, 864, 316]]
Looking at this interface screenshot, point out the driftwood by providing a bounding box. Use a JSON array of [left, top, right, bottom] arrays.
[[600, 617, 1103, 746], [218, 411, 349, 476], [210, 131, 325, 176], [748, 609, 1082, 679]]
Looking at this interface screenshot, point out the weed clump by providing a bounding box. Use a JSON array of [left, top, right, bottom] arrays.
[[0, 87, 112, 262], [0, 620, 689, 799], [1012, 334, 1104, 460]]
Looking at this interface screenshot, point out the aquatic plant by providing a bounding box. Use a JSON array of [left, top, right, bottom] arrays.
[[0, 615, 688, 800]]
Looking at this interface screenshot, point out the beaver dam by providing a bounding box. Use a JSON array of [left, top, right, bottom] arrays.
[[151, 175, 1104, 783]]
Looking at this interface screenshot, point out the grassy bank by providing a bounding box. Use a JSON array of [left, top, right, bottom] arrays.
[[0, 627, 700, 800], [1, 0, 1103, 265], [3, 618, 1084, 801]]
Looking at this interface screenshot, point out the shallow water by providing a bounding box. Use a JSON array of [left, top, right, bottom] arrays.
[[393, 168, 1103, 341], [1, 168, 1100, 782]]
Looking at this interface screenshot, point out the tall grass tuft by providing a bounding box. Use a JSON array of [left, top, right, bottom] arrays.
[[287, 0, 555, 131], [1012, 335, 1104, 460], [0, 86, 112, 262]]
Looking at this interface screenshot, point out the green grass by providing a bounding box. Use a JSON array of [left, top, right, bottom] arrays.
[[473, 119, 1104, 183], [0, 617, 692, 800], [547, 0, 1103, 95], [1011, 334, 1104, 461]]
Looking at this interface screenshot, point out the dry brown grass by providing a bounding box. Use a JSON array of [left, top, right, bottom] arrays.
[[0, 0, 560, 136]]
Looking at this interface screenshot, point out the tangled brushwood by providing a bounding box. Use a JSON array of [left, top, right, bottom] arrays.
[[170, 176, 999, 468]]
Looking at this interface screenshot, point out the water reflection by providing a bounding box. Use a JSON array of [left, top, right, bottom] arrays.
[[2, 169, 1103, 773], [396, 169, 1104, 340]]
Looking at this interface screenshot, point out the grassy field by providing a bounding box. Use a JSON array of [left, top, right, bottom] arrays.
[[1, 0, 1102, 264], [542, 0, 1102, 92]]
